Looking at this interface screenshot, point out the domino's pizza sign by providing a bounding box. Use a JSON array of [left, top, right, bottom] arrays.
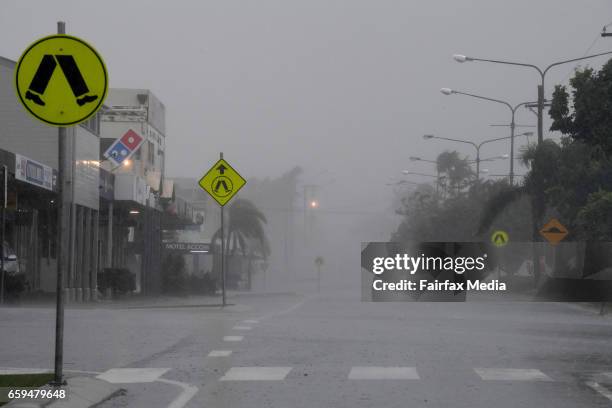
[[103, 129, 144, 166]]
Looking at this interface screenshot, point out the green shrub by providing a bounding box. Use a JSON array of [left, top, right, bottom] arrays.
[[189, 273, 217, 295], [161, 253, 188, 294], [1, 273, 27, 300], [97, 268, 135, 295]]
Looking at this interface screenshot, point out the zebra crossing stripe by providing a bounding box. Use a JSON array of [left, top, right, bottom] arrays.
[[208, 350, 233, 357], [348, 367, 419, 380], [474, 368, 552, 381], [220, 367, 292, 381], [223, 336, 244, 342], [96, 368, 170, 383]]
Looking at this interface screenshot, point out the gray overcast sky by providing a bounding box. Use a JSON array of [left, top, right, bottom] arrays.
[[1, 0, 611, 216]]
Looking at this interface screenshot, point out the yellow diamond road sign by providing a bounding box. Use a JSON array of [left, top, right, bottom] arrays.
[[491, 230, 509, 247], [199, 159, 246, 206], [14, 34, 108, 127]]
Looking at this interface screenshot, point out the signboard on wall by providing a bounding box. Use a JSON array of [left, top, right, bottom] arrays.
[[15, 153, 54, 191], [163, 242, 210, 253]]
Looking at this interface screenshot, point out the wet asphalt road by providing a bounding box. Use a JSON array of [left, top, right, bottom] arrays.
[[3, 289, 612, 407]]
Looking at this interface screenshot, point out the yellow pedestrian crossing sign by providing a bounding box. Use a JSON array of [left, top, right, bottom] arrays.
[[198, 158, 246, 206], [14, 34, 108, 126], [491, 230, 509, 247]]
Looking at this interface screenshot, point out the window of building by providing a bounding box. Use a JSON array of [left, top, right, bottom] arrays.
[[79, 112, 100, 136], [148, 141, 155, 165]]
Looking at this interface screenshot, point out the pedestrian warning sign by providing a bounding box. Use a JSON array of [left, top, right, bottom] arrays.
[[491, 230, 509, 247], [198, 158, 246, 206], [540, 218, 568, 245], [14, 35, 108, 126]]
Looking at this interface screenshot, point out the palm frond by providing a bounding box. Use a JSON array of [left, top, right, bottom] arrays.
[[477, 186, 528, 234]]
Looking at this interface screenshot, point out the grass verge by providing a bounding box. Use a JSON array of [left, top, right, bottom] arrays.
[[0, 373, 54, 406]]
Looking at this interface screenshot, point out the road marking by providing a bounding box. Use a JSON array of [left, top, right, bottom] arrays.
[[158, 378, 199, 408], [348, 367, 420, 380], [220, 367, 292, 381], [233, 325, 252, 330], [474, 368, 552, 381], [208, 350, 233, 357], [258, 295, 312, 321], [586, 381, 612, 402], [0, 367, 197, 408], [96, 368, 170, 383], [243, 319, 259, 324], [223, 335, 244, 342]]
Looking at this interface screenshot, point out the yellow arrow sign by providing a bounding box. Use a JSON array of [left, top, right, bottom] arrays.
[[198, 158, 246, 206], [14, 34, 108, 127]]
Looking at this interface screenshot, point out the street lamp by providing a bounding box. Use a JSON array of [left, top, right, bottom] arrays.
[[401, 170, 438, 178], [409, 156, 437, 164], [385, 180, 420, 186], [407, 157, 446, 194], [468, 154, 508, 163], [423, 133, 532, 181], [452, 50, 612, 144], [441, 87, 536, 184]]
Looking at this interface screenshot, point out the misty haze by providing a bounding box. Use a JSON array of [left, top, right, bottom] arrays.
[[1, 1, 612, 407]]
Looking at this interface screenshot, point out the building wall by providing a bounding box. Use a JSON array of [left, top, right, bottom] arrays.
[[0, 57, 57, 169], [73, 126, 100, 210], [100, 89, 166, 195], [0, 56, 102, 300], [104, 88, 166, 134]]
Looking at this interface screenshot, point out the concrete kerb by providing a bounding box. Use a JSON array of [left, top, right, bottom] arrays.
[[5, 376, 122, 408]]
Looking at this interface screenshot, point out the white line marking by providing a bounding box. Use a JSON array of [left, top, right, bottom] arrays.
[[158, 378, 199, 408], [243, 319, 259, 324], [0, 367, 197, 408], [586, 381, 612, 402], [220, 367, 292, 381], [257, 295, 312, 321], [96, 368, 170, 384], [474, 368, 552, 381], [223, 336, 244, 342], [348, 367, 420, 380], [233, 325, 252, 330], [208, 350, 233, 357]]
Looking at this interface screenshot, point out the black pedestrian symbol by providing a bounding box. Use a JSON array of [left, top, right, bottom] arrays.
[[25, 54, 98, 107], [212, 176, 233, 197], [494, 234, 506, 245]]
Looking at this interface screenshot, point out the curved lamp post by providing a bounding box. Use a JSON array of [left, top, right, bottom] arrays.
[[440, 87, 534, 184], [423, 133, 532, 181], [452, 51, 612, 144]]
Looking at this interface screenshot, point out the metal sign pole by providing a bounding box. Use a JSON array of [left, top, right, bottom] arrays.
[[220, 152, 226, 307], [198, 152, 245, 306], [52, 20, 67, 386]]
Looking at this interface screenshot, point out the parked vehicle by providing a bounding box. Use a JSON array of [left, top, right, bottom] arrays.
[[1, 242, 19, 275]]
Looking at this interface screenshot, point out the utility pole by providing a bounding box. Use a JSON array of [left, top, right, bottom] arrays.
[[52, 20, 67, 386]]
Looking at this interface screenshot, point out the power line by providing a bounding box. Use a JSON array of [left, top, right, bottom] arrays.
[[560, 19, 612, 83]]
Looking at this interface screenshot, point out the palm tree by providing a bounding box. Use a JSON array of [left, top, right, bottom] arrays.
[[478, 140, 562, 284], [211, 198, 270, 289], [436, 151, 474, 196]]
